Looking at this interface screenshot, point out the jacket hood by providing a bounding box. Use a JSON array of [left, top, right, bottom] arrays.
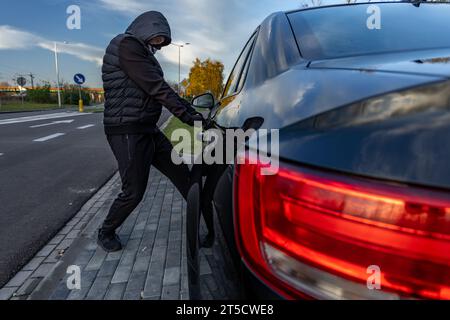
[[125, 11, 172, 46]]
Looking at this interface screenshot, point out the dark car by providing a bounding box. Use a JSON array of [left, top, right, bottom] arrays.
[[186, 1, 450, 300]]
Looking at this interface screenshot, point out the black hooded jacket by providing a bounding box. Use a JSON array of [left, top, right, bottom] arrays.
[[102, 11, 196, 135]]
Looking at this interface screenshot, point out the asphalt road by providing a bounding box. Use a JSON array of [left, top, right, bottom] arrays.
[[0, 109, 120, 287], [0, 108, 173, 287]]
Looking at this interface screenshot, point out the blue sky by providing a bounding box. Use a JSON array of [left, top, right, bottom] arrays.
[[0, 0, 337, 88]]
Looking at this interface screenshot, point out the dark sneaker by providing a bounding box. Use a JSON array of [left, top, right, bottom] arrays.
[[97, 229, 122, 252]]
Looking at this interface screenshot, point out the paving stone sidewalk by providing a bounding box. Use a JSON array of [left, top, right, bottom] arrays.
[[0, 168, 191, 300]]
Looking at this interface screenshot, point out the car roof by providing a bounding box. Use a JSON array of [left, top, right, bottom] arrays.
[[284, 1, 429, 14]]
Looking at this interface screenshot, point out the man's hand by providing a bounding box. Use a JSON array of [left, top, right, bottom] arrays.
[[191, 112, 206, 127], [191, 112, 205, 124], [181, 111, 205, 127]]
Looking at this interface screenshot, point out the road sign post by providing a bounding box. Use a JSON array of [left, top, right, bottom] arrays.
[[78, 85, 83, 113], [17, 77, 27, 106], [73, 74, 85, 113]]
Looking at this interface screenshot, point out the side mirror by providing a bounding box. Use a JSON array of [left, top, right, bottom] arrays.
[[191, 93, 215, 109], [242, 117, 264, 131]]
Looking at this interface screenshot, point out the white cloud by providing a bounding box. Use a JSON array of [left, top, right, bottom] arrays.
[[0, 25, 104, 66], [0, 26, 36, 50], [38, 42, 104, 66], [97, 0, 300, 78]]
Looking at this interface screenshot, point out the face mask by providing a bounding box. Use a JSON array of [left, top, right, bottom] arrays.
[[148, 45, 161, 55]]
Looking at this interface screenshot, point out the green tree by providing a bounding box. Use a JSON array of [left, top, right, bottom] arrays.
[[26, 85, 54, 103], [62, 84, 91, 106]]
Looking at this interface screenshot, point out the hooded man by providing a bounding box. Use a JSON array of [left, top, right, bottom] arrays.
[[99, 11, 203, 252]]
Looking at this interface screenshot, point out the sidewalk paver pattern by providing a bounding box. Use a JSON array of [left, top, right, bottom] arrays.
[[0, 169, 191, 300]]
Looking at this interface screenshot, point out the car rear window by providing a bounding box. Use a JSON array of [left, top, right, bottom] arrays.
[[288, 3, 450, 60]]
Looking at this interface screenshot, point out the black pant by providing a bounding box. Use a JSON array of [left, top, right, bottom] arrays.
[[101, 131, 190, 233]]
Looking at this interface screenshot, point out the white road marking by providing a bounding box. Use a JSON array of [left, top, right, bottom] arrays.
[[0, 112, 90, 125], [30, 120, 74, 128], [77, 124, 95, 130], [0, 153, 4, 156], [33, 133, 65, 142]]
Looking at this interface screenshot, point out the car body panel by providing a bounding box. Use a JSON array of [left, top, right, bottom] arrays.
[[277, 80, 450, 191], [189, 3, 450, 300], [218, 66, 442, 130], [310, 48, 450, 79]]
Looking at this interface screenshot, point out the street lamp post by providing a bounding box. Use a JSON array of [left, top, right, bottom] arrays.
[[171, 42, 190, 95], [54, 42, 62, 108]]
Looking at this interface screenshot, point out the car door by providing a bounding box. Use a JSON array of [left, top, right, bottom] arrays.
[[186, 31, 259, 299], [208, 31, 258, 128]]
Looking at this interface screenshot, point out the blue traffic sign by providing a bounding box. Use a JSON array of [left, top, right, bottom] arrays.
[[74, 73, 85, 85]]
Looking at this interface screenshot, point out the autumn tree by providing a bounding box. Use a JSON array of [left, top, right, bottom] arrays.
[[186, 58, 224, 99]]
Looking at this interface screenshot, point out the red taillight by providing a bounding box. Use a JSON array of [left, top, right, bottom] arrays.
[[234, 152, 450, 300]]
